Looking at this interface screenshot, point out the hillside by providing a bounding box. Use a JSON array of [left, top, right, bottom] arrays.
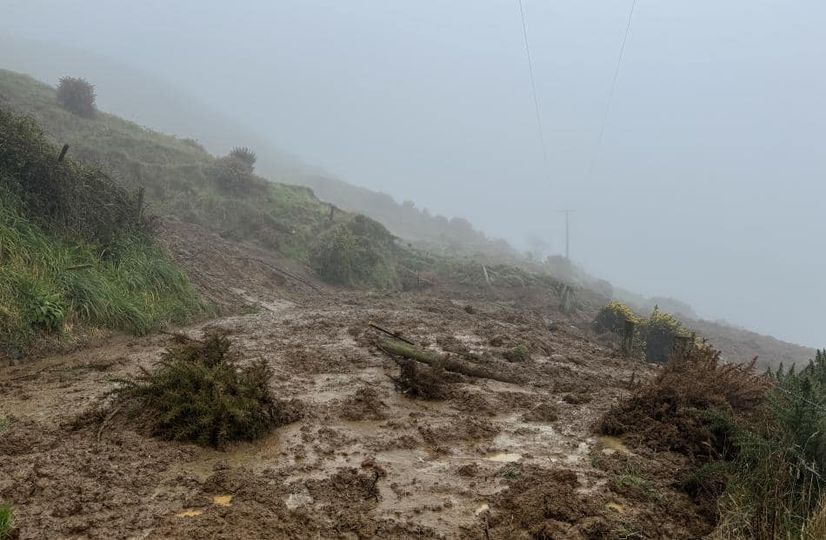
[[0, 107, 202, 358], [0, 68, 814, 368], [2, 67, 825, 539]]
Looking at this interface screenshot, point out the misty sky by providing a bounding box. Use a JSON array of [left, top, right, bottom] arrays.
[[3, 1, 825, 347]]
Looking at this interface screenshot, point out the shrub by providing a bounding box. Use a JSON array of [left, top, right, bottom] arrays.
[[0, 503, 13, 540], [109, 333, 292, 448], [210, 155, 257, 194], [56, 76, 96, 118], [229, 146, 257, 170], [714, 350, 826, 538], [503, 344, 529, 362], [310, 215, 399, 288], [593, 301, 640, 334], [642, 306, 689, 363], [598, 345, 768, 458]]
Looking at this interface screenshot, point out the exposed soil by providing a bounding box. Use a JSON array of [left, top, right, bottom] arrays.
[[0, 220, 715, 539]]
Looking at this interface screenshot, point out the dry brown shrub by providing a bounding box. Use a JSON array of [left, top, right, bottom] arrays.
[[598, 346, 769, 458]]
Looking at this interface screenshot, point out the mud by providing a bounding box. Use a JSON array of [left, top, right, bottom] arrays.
[[0, 220, 714, 538]]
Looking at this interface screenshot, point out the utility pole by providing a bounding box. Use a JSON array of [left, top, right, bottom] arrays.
[[562, 210, 572, 261]]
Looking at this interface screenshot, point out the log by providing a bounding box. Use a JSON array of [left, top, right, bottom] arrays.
[[377, 338, 519, 384], [368, 322, 416, 346]]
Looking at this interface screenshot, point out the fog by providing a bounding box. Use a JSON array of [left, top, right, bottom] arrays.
[[3, 1, 825, 347]]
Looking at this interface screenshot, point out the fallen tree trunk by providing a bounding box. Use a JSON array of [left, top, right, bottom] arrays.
[[377, 338, 519, 384]]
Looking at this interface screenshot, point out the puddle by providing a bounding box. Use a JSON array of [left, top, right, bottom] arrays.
[[485, 452, 522, 463], [598, 436, 628, 452], [213, 495, 233, 506], [176, 509, 203, 518], [285, 492, 314, 511]]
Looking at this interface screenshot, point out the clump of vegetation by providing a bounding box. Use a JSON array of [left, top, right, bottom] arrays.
[[0, 503, 13, 540], [593, 301, 640, 334], [713, 350, 826, 538], [210, 154, 259, 194], [643, 306, 689, 363], [229, 146, 257, 170], [110, 333, 292, 448], [595, 344, 826, 537], [503, 343, 529, 362], [593, 301, 692, 363], [310, 215, 399, 288], [598, 345, 768, 458], [0, 109, 203, 354], [56, 76, 96, 118]]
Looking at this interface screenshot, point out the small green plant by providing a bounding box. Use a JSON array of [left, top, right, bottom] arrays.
[[110, 333, 292, 448], [56, 76, 96, 117], [27, 291, 66, 331], [503, 343, 529, 362], [0, 503, 13, 540]]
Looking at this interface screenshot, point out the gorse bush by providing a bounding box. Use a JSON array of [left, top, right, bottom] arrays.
[[714, 350, 826, 538], [643, 305, 689, 363], [310, 215, 399, 288], [110, 333, 290, 448], [592, 302, 691, 363], [56, 76, 96, 118], [593, 301, 640, 334]]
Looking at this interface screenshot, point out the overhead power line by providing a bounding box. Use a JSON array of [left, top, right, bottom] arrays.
[[586, 0, 638, 180], [516, 0, 550, 178]]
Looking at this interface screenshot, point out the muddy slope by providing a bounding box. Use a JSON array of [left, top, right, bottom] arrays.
[[0, 221, 713, 539]]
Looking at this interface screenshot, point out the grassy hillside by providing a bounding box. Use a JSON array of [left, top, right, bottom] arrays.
[[0, 70, 338, 262], [0, 107, 203, 356], [0, 70, 560, 293]]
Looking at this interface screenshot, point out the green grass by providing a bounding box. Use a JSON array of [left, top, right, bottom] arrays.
[[0, 103, 204, 354], [0, 69, 582, 298], [712, 351, 826, 538], [0, 188, 204, 352], [0, 503, 13, 540]]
